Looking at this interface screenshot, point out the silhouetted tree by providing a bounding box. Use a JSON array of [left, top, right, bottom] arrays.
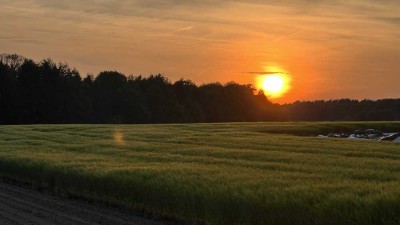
[[198, 82, 226, 122], [1, 53, 400, 124], [0, 61, 17, 124], [173, 79, 205, 122], [134, 75, 186, 123], [92, 71, 128, 123]]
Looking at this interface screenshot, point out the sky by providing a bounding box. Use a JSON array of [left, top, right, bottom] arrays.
[[1, 0, 400, 103]]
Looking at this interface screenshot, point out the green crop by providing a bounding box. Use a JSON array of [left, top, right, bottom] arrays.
[[1, 122, 400, 225]]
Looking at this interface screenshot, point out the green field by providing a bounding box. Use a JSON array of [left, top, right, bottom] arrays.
[[1, 122, 400, 225]]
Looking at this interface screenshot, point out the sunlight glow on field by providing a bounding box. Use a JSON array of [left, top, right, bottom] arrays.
[[113, 130, 125, 146]]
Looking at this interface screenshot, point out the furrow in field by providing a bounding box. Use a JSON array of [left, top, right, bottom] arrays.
[[156, 140, 400, 161], [0, 191, 93, 225], [79, 149, 399, 181], [0, 181, 164, 225], [0, 197, 56, 225], [0, 182, 159, 225], [0, 208, 24, 225]]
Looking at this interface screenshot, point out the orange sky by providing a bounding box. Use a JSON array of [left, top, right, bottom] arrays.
[[1, 0, 400, 103]]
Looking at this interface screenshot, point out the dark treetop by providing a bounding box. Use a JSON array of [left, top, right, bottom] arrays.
[[1, 54, 399, 124]]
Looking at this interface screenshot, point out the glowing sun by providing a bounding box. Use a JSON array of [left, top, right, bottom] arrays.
[[258, 74, 290, 98]]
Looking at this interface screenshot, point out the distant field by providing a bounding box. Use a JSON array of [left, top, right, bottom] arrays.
[[1, 122, 400, 225]]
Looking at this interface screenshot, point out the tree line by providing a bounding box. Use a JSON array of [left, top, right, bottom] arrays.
[[283, 99, 400, 121], [0, 54, 399, 124]]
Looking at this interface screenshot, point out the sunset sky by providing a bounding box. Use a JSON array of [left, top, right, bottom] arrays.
[[1, 0, 399, 103]]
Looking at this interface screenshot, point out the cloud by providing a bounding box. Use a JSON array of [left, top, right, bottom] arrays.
[[23, 0, 400, 31], [373, 16, 400, 26], [174, 26, 194, 33], [245, 72, 290, 75]]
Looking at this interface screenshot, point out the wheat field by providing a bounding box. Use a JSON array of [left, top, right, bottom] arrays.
[[1, 122, 400, 225]]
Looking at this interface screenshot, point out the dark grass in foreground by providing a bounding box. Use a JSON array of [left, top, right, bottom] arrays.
[[1, 122, 400, 225]]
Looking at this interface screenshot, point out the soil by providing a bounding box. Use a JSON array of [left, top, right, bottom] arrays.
[[0, 180, 166, 225]]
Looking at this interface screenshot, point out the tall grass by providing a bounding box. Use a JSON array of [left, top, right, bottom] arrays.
[[1, 122, 400, 225]]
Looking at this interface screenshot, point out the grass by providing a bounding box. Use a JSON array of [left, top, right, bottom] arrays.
[[1, 122, 400, 225]]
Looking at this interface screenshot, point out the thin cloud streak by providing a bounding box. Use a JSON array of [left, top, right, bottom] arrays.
[[244, 72, 290, 75]]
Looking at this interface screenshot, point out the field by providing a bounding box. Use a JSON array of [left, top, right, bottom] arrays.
[[1, 122, 400, 225]]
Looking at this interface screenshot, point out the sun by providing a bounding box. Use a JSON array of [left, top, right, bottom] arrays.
[[263, 75, 285, 94], [258, 74, 290, 98]]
